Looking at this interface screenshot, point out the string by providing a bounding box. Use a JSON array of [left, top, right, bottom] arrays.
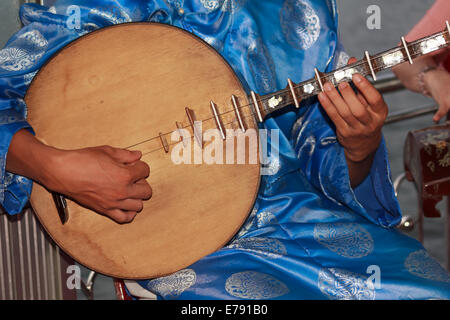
[[125, 34, 449, 153], [139, 111, 260, 156]]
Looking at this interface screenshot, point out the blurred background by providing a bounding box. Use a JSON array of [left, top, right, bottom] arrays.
[[0, 0, 447, 299]]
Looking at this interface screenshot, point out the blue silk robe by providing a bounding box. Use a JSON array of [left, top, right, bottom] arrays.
[[0, 0, 449, 299]]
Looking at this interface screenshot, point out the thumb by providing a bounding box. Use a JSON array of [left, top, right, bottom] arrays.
[[347, 57, 358, 65], [107, 147, 142, 164], [433, 107, 447, 123]]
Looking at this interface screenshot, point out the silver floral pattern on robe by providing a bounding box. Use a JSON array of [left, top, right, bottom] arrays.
[[0, 31, 48, 72], [279, 0, 321, 50], [225, 271, 289, 299], [146, 269, 197, 299], [314, 222, 374, 258], [256, 211, 278, 228], [318, 268, 376, 300], [227, 237, 287, 259], [405, 250, 450, 283]]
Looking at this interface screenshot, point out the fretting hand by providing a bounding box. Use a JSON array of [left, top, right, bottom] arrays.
[[318, 57, 388, 186]]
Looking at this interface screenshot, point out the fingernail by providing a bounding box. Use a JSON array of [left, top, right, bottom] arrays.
[[324, 82, 333, 91], [339, 82, 348, 89], [353, 74, 363, 83]]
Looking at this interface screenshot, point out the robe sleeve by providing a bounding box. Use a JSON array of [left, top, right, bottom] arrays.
[[292, 97, 402, 228], [0, 106, 34, 215]]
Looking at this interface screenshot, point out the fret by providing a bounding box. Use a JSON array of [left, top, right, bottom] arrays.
[[210, 100, 226, 140], [314, 68, 324, 91], [401, 36, 413, 64], [159, 132, 170, 153], [287, 78, 300, 108], [185, 107, 203, 147], [231, 95, 246, 132], [255, 24, 450, 119], [365, 51, 377, 81], [250, 91, 264, 122]]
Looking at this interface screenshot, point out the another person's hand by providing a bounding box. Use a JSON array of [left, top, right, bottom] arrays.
[[318, 58, 388, 163], [422, 68, 450, 122], [393, 51, 450, 123]]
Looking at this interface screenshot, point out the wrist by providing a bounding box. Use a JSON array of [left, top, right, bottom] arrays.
[[7, 129, 65, 190], [345, 149, 376, 188], [345, 143, 379, 188], [423, 68, 448, 96], [34, 145, 66, 191], [345, 149, 375, 164], [344, 137, 381, 164], [418, 67, 435, 96]]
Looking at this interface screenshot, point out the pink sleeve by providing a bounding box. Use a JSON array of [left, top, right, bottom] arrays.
[[405, 0, 450, 41]]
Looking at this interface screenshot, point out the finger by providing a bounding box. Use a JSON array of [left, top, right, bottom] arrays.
[[337, 81, 372, 125], [352, 74, 385, 112], [323, 82, 359, 127], [106, 147, 142, 164], [127, 160, 150, 182], [117, 199, 144, 212], [106, 209, 137, 224], [127, 179, 152, 200], [318, 91, 350, 131], [433, 107, 447, 123], [356, 92, 369, 107], [347, 57, 358, 65]]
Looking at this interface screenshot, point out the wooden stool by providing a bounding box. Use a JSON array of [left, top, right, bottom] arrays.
[[404, 123, 450, 269]]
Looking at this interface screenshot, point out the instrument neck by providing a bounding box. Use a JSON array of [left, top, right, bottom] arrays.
[[254, 27, 450, 118]]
